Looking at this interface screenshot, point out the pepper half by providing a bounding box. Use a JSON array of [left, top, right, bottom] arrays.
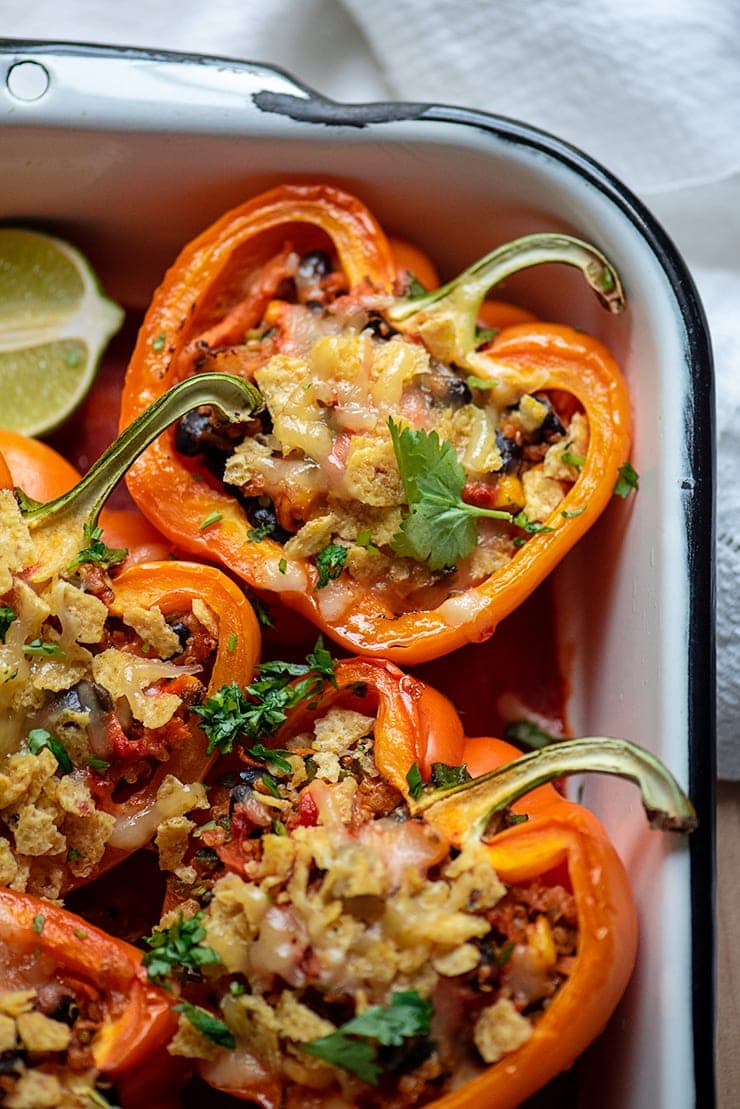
[[120, 183, 632, 663], [0, 888, 178, 1108], [0, 374, 262, 895], [157, 655, 693, 1108]]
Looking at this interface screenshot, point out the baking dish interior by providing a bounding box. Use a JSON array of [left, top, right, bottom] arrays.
[[0, 42, 714, 1109]]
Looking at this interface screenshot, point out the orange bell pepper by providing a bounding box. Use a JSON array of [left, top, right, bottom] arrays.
[[120, 183, 632, 663], [160, 654, 693, 1108], [0, 887, 178, 1107], [0, 375, 262, 895]]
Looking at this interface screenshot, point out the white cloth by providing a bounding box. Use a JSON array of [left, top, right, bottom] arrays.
[[4, 0, 738, 774]]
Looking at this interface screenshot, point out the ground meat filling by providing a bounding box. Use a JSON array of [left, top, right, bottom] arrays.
[[165, 703, 578, 1107], [0, 497, 217, 897], [0, 976, 117, 1109], [174, 248, 589, 617]]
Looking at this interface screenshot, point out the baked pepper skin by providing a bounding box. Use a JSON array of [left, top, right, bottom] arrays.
[[0, 888, 178, 1107], [205, 660, 639, 1108], [428, 735, 638, 1109], [120, 183, 631, 664], [83, 560, 261, 886]]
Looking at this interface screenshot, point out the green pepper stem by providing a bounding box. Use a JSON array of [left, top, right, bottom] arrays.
[[21, 372, 262, 579], [386, 233, 625, 367], [410, 737, 697, 837]]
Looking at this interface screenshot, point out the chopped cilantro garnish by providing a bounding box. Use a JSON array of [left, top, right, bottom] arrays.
[[247, 522, 275, 542], [474, 326, 498, 348], [193, 639, 337, 753], [199, 511, 223, 530], [466, 374, 498, 390], [0, 605, 17, 643], [613, 461, 640, 498], [303, 991, 433, 1085], [406, 762, 424, 800], [504, 719, 558, 750], [66, 847, 82, 862], [152, 332, 166, 351], [430, 762, 472, 788], [174, 999, 235, 1049], [142, 911, 221, 986], [356, 530, 380, 554], [561, 505, 587, 518], [260, 773, 281, 798], [315, 543, 348, 589], [67, 522, 127, 572], [87, 758, 111, 772], [226, 633, 238, 653], [512, 511, 554, 535], [31, 913, 45, 934], [278, 558, 288, 574], [562, 449, 586, 469], [246, 745, 293, 774], [388, 419, 514, 570], [22, 639, 64, 658], [27, 728, 73, 774], [406, 273, 427, 298], [250, 596, 275, 628]]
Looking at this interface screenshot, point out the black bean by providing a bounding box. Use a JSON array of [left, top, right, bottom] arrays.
[[496, 429, 522, 473], [169, 622, 191, 652], [532, 393, 566, 438]]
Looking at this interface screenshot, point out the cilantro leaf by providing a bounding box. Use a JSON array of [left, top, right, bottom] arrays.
[[246, 745, 293, 774], [430, 762, 472, 788], [26, 728, 73, 774], [194, 640, 337, 752], [504, 719, 558, 750], [22, 638, 64, 658], [67, 522, 127, 572], [142, 911, 221, 986], [247, 522, 275, 542], [302, 992, 433, 1085], [342, 991, 433, 1045], [512, 511, 554, 535], [304, 1034, 380, 1084], [613, 461, 640, 498], [389, 419, 514, 571], [315, 543, 348, 589], [405, 763, 424, 800], [0, 605, 16, 644], [174, 1000, 235, 1049]]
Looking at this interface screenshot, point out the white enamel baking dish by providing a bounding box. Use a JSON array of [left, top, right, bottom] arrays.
[[0, 40, 716, 1108]]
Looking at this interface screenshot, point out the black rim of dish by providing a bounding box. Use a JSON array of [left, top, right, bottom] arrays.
[[0, 39, 717, 1106]]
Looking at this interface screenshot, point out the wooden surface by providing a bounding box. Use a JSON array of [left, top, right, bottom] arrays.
[[717, 781, 740, 1108]]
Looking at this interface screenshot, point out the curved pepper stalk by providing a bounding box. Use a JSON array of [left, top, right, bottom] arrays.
[[19, 372, 262, 581], [409, 735, 697, 837]]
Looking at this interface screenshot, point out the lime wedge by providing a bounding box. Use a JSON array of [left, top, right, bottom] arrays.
[[0, 228, 124, 436]]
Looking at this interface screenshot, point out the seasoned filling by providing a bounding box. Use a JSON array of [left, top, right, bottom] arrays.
[[175, 249, 588, 617], [0, 492, 217, 898], [0, 970, 116, 1109], [160, 699, 578, 1107]]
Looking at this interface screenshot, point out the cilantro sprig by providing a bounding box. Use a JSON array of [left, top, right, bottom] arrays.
[[303, 991, 433, 1085], [142, 911, 221, 986], [174, 999, 235, 1049], [0, 605, 16, 644], [67, 522, 127, 572], [388, 419, 515, 571], [193, 639, 337, 754], [613, 461, 640, 498], [26, 728, 73, 774], [315, 543, 349, 589]]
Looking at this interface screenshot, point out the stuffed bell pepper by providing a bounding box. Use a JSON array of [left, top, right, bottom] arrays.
[[0, 888, 178, 1108], [121, 183, 633, 661], [0, 374, 262, 898], [147, 650, 694, 1108]]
